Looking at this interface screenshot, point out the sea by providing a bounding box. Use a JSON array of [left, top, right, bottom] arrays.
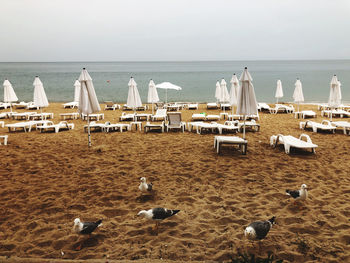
[[0, 60, 349, 104]]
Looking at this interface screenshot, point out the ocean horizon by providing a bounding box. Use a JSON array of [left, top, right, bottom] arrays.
[[1, 60, 349, 104]]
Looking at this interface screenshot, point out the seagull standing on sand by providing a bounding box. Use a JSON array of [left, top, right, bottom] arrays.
[[286, 184, 308, 204], [137, 207, 180, 232], [244, 216, 276, 242], [73, 218, 102, 250], [139, 177, 153, 193]]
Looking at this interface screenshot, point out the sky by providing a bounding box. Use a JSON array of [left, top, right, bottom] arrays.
[[1, 0, 350, 61]]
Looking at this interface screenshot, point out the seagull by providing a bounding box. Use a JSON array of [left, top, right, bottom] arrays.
[[73, 218, 102, 250], [244, 216, 276, 242], [137, 207, 180, 232], [286, 184, 308, 205], [139, 177, 153, 193]]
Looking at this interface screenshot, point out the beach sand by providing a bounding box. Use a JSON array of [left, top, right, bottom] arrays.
[[0, 103, 349, 263]]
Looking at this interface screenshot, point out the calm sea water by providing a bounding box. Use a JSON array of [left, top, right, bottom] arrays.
[[0, 60, 349, 104]]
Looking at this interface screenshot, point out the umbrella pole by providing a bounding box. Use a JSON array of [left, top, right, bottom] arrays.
[[152, 102, 154, 115], [165, 89, 168, 105], [88, 114, 91, 147], [243, 116, 246, 140], [330, 107, 333, 121]]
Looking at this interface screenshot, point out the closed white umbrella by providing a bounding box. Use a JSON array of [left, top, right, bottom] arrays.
[[215, 81, 221, 103], [293, 79, 304, 112], [127, 77, 142, 111], [275, 80, 283, 103], [78, 68, 101, 146], [3, 79, 18, 112], [74, 79, 81, 102], [237, 67, 258, 139], [33, 76, 49, 116], [219, 78, 230, 114], [147, 79, 159, 115], [155, 82, 182, 104], [229, 74, 239, 115], [328, 75, 341, 121]]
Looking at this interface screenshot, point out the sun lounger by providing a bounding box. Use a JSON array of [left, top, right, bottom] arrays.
[[207, 102, 219, 109], [331, 121, 350, 135], [195, 122, 219, 134], [0, 102, 11, 109], [104, 101, 120, 110], [5, 122, 35, 132], [206, 114, 220, 121], [26, 102, 40, 110], [217, 121, 239, 134], [28, 113, 54, 120], [220, 103, 231, 110], [165, 112, 185, 132], [81, 113, 105, 121], [119, 112, 136, 121], [83, 121, 106, 132], [321, 109, 350, 118], [192, 113, 206, 121], [294, 110, 316, 119], [187, 103, 198, 110], [257, 102, 272, 112], [11, 112, 37, 120], [270, 133, 318, 154], [37, 121, 74, 133], [13, 101, 29, 109], [166, 104, 182, 111], [236, 120, 260, 132], [228, 114, 244, 120], [104, 122, 130, 133], [151, 109, 167, 121], [122, 104, 147, 111], [270, 104, 294, 114], [144, 121, 165, 133], [60, 112, 80, 120], [63, 101, 79, 109], [299, 120, 336, 133], [134, 113, 152, 121], [0, 135, 8, 145], [214, 136, 248, 155]]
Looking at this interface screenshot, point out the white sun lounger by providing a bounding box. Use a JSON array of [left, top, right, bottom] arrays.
[[207, 102, 219, 109], [6, 122, 35, 132], [321, 109, 350, 118], [299, 120, 336, 133], [331, 121, 350, 135], [214, 136, 248, 154], [270, 134, 318, 154], [151, 109, 167, 121], [192, 113, 206, 121], [257, 102, 272, 112], [217, 121, 239, 134], [104, 122, 130, 133], [187, 103, 198, 110], [63, 101, 79, 109], [294, 110, 316, 119], [206, 114, 220, 121], [119, 112, 136, 121], [37, 121, 74, 133], [84, 121, 106, 132], [144, 121, 165, 133], [270, 104, 294, 114]]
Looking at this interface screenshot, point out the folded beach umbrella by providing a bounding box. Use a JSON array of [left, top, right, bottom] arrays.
[[328, 75, 341, 121], [33, 76, 49, 111], [3, 79, 18, 112], [127, 77, 142, 111], [78, 68, 101, 146], [215, 81, 221, 102], [275, 80, 283, 103], [293, 79, 304, 112], [74, 79, 81, 103], [237, 67, 258, 139], [147, 79, 159, 115], [219, 78, 230, 114], [229, 74, 239, 115], [155, 82, 182, 104]]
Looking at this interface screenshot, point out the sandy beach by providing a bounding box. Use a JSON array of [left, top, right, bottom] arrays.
[[0, 103, 350, 263]]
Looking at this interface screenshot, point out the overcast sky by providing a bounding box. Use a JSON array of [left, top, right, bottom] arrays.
[[1, 0, 350, 61]]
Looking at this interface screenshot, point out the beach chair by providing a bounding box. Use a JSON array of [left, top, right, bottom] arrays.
[[165, 112, 185, 132], [151, 109, 167, 121], [217, 121, 239, 134], [191, 113, 206, 121], [237, 120, 260, 132], [214, 136, 248, 155], [205, 114, 220, 121], [0, 102, 11, 109], [104, 101, 120, 110], [83, 121, 106, 132], [321, 109, 350, 118], [270, 133, 318, 154], [270, 104, 294, 114], [104, 122, 130, 133], [5, 121, 35, 132], [196, 122, 219, 134], [13, 101, 29, 109], [207, 102, 219, 109], [331, 121, 350, 135], [295, 110, 316, 119], [257, 102, 272, 112], [187, 103, 198, 110], [144, 121, 165, 133], [299, 120, 336, 133], [155, 102, 165, 109], [119, 112, 135, 121], [63, 101, 78, 109], [37, 121, 74, 133]]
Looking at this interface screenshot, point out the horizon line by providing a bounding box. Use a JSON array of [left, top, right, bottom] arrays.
[[1, 58, 350, 63]]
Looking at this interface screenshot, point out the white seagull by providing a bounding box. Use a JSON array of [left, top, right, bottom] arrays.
[[73, 218, 102, 250], [286, 184, 308, 205], [137, 207, 180, 232], [139, 177, 153, 193], [244, 216, 276, 241]]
